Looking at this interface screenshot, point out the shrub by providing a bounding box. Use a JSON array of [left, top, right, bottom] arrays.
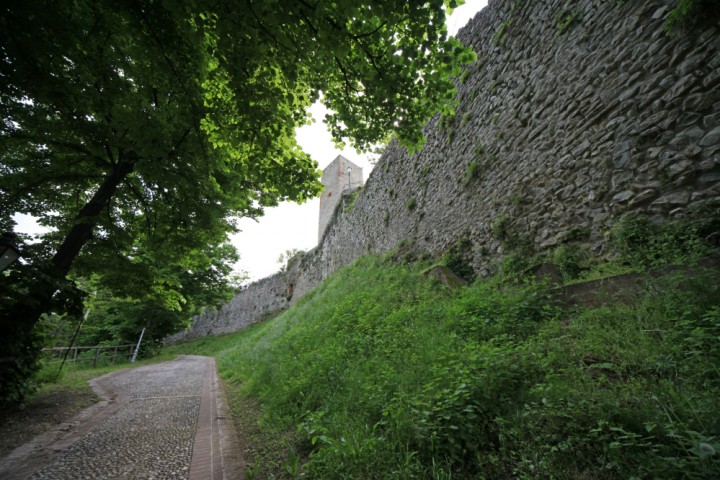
[[491, 213, 510, 240], [441, 237, 475, 281], [666, 0, 720, 33], [553, 243, 586, 280], [405, 197, 417, 211], [611, 206, 719, 268]]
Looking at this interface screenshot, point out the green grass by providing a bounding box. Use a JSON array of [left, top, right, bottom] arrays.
[[163, 251, 720, 479], [31, 352, 176, 396]]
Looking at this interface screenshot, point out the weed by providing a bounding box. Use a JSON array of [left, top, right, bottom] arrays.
[[438, 113, 454, 131], [491, 112, 500, 125], [611, 205, 720, 268], [441, 236, 475, 281], [406, 197, 417, 211], [343, 189, 361, 213], [556, 7, 581, 35], [465, 161, 480, 184], [552, 243, 587, 280], [665, 0, 720, 34], [493, 19, 511, 46], [501, 251, 532, 275], [459, 68, 471, 84], [491, 213, 510, 239], [565, 225, 591, 242], [474, 144, 486, 156]]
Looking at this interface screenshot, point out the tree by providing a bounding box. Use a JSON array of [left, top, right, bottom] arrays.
[[0, 0, 474, 403]]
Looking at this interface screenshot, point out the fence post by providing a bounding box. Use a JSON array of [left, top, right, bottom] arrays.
[[93, 347, 100, 368], [130, 328, 145, 364], [112, 345, 118, 365]]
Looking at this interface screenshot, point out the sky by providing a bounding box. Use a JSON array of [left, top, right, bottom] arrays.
[[12, 0, 488, 283]]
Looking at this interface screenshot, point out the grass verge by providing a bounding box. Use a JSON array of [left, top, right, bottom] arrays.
[[164, 252, 720, 479]]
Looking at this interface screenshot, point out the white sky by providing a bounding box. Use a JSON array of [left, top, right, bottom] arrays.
[[13, 1, 487, 283]]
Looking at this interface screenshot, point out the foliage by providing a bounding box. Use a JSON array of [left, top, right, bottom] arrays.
[[343, 189, 362, 214], [0, 0, 475, 405], [552, 243, 587, 280], [406, 197, 418, 211], [556, 7, 581, 35], [492, 0, 525, 46], [166, 251, 720, 479], [464, 161, 480, 184], [665, 0, 720, 33], [277, 248, 305, 272], [441, 237, 475, 282], [610, 204, 720, 268], [491, 213, 510, 240]]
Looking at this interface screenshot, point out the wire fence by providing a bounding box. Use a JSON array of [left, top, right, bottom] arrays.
[[42, 344, 136, 368]]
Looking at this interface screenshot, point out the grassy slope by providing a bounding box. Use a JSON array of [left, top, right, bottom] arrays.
[[165, 252, 720, 479]]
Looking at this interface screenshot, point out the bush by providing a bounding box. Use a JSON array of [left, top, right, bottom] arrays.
[[553, 243, 586, 280], [611, 207, 719, 268], [666, 0, 720, 33]]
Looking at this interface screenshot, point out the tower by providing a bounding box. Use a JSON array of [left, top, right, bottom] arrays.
[[318, 155, 363, 241]]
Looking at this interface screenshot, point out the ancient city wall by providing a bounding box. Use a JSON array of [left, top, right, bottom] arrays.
[[165, 0, 720, 343]]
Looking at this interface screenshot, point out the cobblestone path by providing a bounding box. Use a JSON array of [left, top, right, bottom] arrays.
[[0, 355, 241, 480]]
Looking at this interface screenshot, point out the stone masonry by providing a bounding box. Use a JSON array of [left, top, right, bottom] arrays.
[[318, 155, 363, 241], [165, 0, 720, 343]]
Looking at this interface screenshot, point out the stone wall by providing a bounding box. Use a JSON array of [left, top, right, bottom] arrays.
[[166, 0, 720, 343], [318, 155, 364, 241], [163, 272, 291, 343]]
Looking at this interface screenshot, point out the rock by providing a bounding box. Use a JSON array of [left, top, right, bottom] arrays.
[[526, 263, 563, 285], [423, 265, 469, 289], [629, 189, 657, 206], [612, 190, 635, 203], [651, 191, 690, 208], [700, 126, 720, 147]]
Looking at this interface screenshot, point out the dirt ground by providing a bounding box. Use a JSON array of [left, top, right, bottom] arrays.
[[0, 386, 98, 458]]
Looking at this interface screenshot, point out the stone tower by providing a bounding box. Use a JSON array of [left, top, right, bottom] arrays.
[[318, 155, 363, 241]]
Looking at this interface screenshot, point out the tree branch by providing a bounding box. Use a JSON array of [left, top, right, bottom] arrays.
[[51, 151, 137, 276]]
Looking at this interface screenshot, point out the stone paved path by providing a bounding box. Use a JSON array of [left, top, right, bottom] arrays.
[[0, 356, 242, 480]]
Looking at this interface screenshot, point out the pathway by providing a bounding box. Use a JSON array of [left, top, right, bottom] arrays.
[[0, 356, 243, 480]]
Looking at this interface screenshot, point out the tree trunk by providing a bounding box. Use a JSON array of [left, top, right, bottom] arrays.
[[22, 155, 136, 333], [51, 157, 136, 276], [1, 156, 136, 406]]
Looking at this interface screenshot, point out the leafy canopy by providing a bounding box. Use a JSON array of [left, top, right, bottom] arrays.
[[0, 0, 474, 307]]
